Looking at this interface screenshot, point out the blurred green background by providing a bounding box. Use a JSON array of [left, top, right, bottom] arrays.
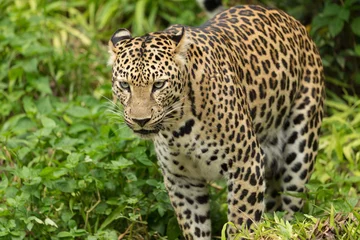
[[1, 0, 359, 239]]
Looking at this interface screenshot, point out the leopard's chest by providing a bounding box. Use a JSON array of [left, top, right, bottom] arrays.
[[153, 122, 225, 181]]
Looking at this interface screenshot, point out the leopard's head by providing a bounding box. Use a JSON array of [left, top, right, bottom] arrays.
[[108, 27, 191, 138]]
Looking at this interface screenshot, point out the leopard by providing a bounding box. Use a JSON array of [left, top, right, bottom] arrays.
[[108, 5, 324, 239]]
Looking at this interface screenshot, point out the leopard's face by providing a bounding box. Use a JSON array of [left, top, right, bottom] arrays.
[[109, 29, 188, 138]]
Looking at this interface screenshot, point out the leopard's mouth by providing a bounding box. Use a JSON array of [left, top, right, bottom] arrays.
[[133, 129, 160, 135]]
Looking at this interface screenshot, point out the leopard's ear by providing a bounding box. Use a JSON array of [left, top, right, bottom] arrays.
[[171, 27, 192, 67], [108, 29, 132, 66]]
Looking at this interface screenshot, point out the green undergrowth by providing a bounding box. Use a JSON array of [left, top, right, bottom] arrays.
[[1, 0, 360, 239]]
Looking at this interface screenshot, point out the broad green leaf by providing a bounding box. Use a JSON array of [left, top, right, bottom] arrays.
[[65, 106, 91, 118], [45, 217, 58, 228], [54, 179, 77, 193], [30, 76, 52, 94], [0, 174, 8, 190], [109, 157, 133, 169], [338, 8, 350, 21], [69, 123, 93, 134], [41, 116, 56, 128], [23, 96, 38, 115], [146, 179, 158, 187], [28, 216, 44, 224], [19, 58, 38, 73], [6, 198, 17, 207], [53, 168, 69, 178], [57, 232, 73, 238], [18, 147, 31, 159], [322, 3, 340, 17], [27, 222, 34, 231], [351, 17, 360, 36], [329, 18, 344, 37], [99, 206, 125, 230]]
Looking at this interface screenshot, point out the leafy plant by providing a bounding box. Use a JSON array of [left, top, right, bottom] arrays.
[[1, 0, 360, 239], [311, 0, 360, 94]]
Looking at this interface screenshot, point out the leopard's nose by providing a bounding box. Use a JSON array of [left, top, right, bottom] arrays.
[[132, 118, 151, 127]]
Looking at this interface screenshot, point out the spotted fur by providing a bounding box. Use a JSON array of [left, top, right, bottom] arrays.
[[109, 5, 324, 239]]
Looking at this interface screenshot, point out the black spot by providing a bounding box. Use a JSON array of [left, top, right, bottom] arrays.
[[249, 173, 257, 186], [247, 192, 257, 205], [178, 119, 195, 137], [195, 227, 201, 237], [234, 167, 241, 179], [286, 185, 298, 191], [199, 214, 208, 223], [271, 189, 280, 198], [240, 189, 249, 200], [283, 175, 293, 183], [237, 217, 244, 225], [246, 219, 253, 228], [285, 152, 297, 164], [283, 197, 291, 205], [172, 131, 179, 138], [203, 0, 222, 12], [312, 140, 318, 151], [299, 140, 306, 152], [293, 114, 305, 125], [300, 169, 308, 180], [186, 197, 194, 205], [288, 132, 298, 144], [266, 201, 275, 211], [184, 209, 191, 219], [196, 195, 209, 204], [175, 192, 184, 199], [291, 162, 302, 172], [290, 205, 300, 212], [254, 210, 262, 221], [228, 183, 233, 192], [257, 191, 264, 202]]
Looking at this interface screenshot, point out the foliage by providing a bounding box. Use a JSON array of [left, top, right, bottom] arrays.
[[0, 0, 359, 239], [310, 0, 360, 94]]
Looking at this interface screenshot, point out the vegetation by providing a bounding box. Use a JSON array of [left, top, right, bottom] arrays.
[[0, 0, 359, 239]]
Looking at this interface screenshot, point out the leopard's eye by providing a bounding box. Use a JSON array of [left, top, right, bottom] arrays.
[[119, 81, 130, 90], [153, 81, 166, 91]]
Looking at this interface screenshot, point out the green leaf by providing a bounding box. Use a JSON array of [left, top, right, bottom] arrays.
[[329, 18, 344, 37], [20, 58, 38, 73], [99, 206, 125, 230], [351, 17, 360, 36], [109, 157, 133, 169], [30, 76, 52, 94], [355, 45, 360, 56], [0, 174, 9, 190], [36, 96, 54, 114], [23, 96, 38, 115], [146, 179, 159, 187], [69, 123, 93, 134], [18, 147, 31, 159], [45, 217, 58, 228], [127, 148, 154, 166], [66, 106, 91, 118], [41, 116, 56, 128], [28, 216, 44, 224], [54, 179, 77, 193], [322, 3, 340, 17], [338, 8, 350, 21], [57, 232, 73, 238]]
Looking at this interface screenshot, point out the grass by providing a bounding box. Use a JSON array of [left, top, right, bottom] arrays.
[[0, 0, 359, 239]]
